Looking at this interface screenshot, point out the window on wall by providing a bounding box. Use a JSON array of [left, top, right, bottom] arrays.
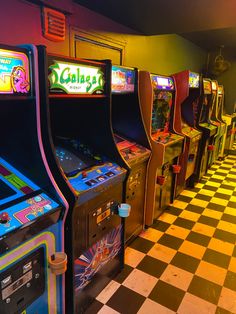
[[71, 29, 125, 65]]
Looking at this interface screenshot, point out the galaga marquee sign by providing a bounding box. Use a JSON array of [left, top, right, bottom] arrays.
[[48, 60, 105, 95]]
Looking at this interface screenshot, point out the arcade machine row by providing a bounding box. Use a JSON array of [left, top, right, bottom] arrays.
[[194, 78, 217, 181], [0, 45, 68, 314], [209, 80, 225, 165], [172, 70, 202, 196], [111, 66, 151, 242], [222, 110, 236, 155], [38, 49, 127, 313], [217, 85, 227, 160], [139, 71, 184, 226]]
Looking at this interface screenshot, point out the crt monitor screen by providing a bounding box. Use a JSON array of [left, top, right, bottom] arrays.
[[56, 146, 95, 177], [152, 91, 172, 133], [112, 66, 135, 93], [0, 180, 16, 200]]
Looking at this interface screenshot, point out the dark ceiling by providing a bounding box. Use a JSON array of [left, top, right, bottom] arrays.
[[74, 0, 236, 59]]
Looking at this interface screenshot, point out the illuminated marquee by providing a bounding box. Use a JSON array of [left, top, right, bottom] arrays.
[[48, 60, 105, 95], [189, 72, 200, 88], [0, 49, 30, 94], [203, 79, 211, 94]]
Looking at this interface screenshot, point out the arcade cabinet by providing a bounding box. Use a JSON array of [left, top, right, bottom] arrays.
[[172, 70, 202, 196], [40, 50, 127, 313], [139, 71, 184, 226], [222, 112, 236, 155], [0, 45, 67, 314], [217, 85, 227, 160], [111, 66, 151, 241], [195, 78, 217, 180]]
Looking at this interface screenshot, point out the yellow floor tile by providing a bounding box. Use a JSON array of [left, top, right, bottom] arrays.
[[211, 174, 225, 180], [229, 196, 236, 202], [125, 247, 145, 268], [137, 298, 175, 314], [123, 269, 158, 297], [178, 293, 217, 314], [229, 257, 236, 272], [208, 237, 234, 256], [217, 220, 236, 234], [218, 187, 234, 195], [225, 206, 236, 216], [195, 183, 205, 189], [179, 210, 200, 222], [205, 181, 221, 187], [160, 264, 194, 291], [172, 199, 189, 209], [178, 241, 206, 259], [158, 212, 177, 224], [147, 243, 176, 263], [210, 197, 229, 207], [180, 190, 197, 198], [202, 208, 223, 220], [165, 225, 190, 239], [139, 228, 163, 242], [97, 281, 120, 304], [192, 222, 215, 237], [195, 260, 227, 285], [218, 287, 236, 313], [190, 198, 209, 208], [98, 305, 120, 314], [198, 189, 215, 197], [226, 174, 236, 179]]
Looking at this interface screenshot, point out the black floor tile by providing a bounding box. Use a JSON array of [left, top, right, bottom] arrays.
[[148, 280, 185, 312], [129, 237, 154, 254], [215, 171, 228, 177], [194, 194, 212, 202], [221, 213, 236, 224], [210, 178, 224, 183], [198, 215, 219, 227], [228, 201, 236, 208], [232, 246, 236, 257], [84, 300, 103, 314], [203, 185, 218, 192], [224, 271, 236, 291], [114, 264, 134, 284], [214, 229, 236, 244], [220, 184, 235, 190], [166, 206, 183, 216], [158, 234, 184, 250], [173, 217, 195, 230], [106, 286, 145, 314], [137, 255, 168, 278], [203, 249, 231, 269], [216, 306, 236, 314], [207, 202, 226, 212], [177, 195, 193, 203], [186, 231, 211, 246], [185, 204, 205, 214], [152, 220, 171, 232], [186, 187, 201, 193], [188, 275, 222, 304], [214, 192, 231, 200], [171, 252, 200, 273]]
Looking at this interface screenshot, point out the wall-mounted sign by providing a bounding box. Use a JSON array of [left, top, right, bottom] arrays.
[[48, 60, 105, 95], [0, 49, 30, 94], [189, 72, 200, 88], [203, 79, 212, 95], [112, 66, 135, 93], [151, 74, 174, 90]]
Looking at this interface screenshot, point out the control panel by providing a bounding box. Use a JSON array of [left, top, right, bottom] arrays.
[[0, 248, 45, 314], [115, 134, 150, 164], [182, 127, 202, 139], [0, 193, 60, 237], [152, 132, 183, 144]]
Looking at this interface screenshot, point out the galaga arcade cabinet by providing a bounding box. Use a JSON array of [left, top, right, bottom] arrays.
[[195, 78, 217, 180], [217, 85, 227, 160], [139, 72, 184, 226], [44, 52, 127, 313], [172, 70, 202, 196], [0, 45, 67, 314], [111, 66, 151, 241]]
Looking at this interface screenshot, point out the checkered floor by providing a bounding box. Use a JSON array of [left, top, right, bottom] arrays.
[[85, 152, 236, 314]]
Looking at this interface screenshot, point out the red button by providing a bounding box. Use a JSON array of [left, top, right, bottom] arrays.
[[82, 171, 87, 178], [0, 212, 10, 223]]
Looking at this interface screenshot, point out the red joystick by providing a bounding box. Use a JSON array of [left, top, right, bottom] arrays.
[[0, 212, 10, 224], [82, 171, 87, 178]]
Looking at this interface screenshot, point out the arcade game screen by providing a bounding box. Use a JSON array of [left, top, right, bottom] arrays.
[[112, 66, 135, 93], [189, 72, 200, 88], [56, 145, 95, 177], [0, 180, 16, 200], [152, 91, 172, 133]]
